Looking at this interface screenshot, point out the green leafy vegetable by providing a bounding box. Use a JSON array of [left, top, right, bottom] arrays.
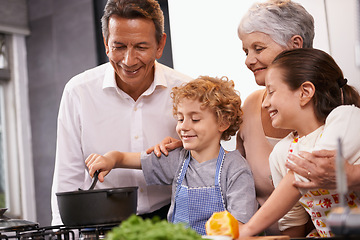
[[106, 214, 203, 240]]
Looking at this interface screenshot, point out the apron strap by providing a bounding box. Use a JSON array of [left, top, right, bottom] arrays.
[[214, 146, 225, 187]]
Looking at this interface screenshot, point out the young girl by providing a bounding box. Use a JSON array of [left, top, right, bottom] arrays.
[[85, 76, 257, 235], [238, 48, 360, 238]]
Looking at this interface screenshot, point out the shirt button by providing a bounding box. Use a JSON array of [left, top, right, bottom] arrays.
[[134, 135, 139, 140], [134, 107, 138, 111], [140, 188, 144, 193]]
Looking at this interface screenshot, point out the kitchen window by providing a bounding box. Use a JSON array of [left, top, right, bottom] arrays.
[[0, 32, 36, 221], [0, 33, 9, 209], [0, 85, 5, 209]]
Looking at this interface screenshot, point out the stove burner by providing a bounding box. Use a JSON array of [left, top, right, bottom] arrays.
[[79, 228, 106, 240], [78, 223, 119, 240]]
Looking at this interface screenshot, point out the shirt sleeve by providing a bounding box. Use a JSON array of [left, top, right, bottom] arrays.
[[314, 105, 360, 165], [51, 83, 86, 225], [224, 151, 257, 224]]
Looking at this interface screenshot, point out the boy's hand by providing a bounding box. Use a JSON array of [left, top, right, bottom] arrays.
[[146, 136, 183, 157], [85, 153, 115, 182]]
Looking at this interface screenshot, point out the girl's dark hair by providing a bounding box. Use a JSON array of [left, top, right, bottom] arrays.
[[271, 48, 360, 122]]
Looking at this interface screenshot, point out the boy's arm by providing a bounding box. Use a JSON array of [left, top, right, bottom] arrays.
[[239, 171, 302, 237], [85, 151, 141, 182], [105, 151, 141, 169]]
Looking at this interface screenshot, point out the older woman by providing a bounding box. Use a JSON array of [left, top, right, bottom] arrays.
[[235, 0, 314, 236]]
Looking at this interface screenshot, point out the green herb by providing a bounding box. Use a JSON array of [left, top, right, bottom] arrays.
[[106, 214, 203, 240]]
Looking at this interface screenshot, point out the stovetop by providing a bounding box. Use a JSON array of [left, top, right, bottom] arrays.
[[0, 223, 120, 240]]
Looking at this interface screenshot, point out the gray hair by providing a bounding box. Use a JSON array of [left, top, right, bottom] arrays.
[[238, 0, 314, 48], [101, 0, 164, 44]]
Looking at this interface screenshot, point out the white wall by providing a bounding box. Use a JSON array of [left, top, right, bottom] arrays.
[[168, 0, 359, 150], [326, 0, 360, 91]]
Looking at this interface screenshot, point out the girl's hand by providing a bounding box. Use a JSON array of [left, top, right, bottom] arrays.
[[145, 136, 183, 157], [85, 153, 116, 182]]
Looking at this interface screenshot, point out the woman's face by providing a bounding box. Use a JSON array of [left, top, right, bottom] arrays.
[[240, 32, 287, 86]]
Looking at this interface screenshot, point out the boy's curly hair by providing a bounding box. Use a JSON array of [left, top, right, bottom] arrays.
[[171, 76, 243, 141]]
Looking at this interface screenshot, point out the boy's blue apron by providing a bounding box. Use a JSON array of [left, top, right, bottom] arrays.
[[172, 146, 226, 235]]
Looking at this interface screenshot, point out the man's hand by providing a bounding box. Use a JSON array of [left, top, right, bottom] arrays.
[[286, 150, 337, 189], [145, 136, 183, 157]]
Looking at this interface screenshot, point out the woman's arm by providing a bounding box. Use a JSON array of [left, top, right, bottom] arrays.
[[85, 151, 141, 182], [347, 163, 360, 191], [238, 171, 303, 237], [236, 132, 246, 157], [287, 150, 360, 191], [286, 150, 337, 189], [288, 106, 360, 191], [145, 136, 183, 157]]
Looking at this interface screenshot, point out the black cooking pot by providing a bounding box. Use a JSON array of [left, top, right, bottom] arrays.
[[56, 186, 138, 226]]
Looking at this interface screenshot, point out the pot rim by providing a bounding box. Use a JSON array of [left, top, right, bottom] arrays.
[[56, 186, 138, 196]]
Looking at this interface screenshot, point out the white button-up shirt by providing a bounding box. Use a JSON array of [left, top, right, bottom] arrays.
[[51, 61, 191, 225]]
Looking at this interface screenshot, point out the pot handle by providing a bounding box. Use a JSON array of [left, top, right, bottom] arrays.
[[106, 189, 131, 197]]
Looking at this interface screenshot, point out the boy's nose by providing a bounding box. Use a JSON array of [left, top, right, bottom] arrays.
[[180, 119, 191, 130]]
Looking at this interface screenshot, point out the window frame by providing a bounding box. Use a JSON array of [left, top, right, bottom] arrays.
[[0, 33, 36, 221]]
